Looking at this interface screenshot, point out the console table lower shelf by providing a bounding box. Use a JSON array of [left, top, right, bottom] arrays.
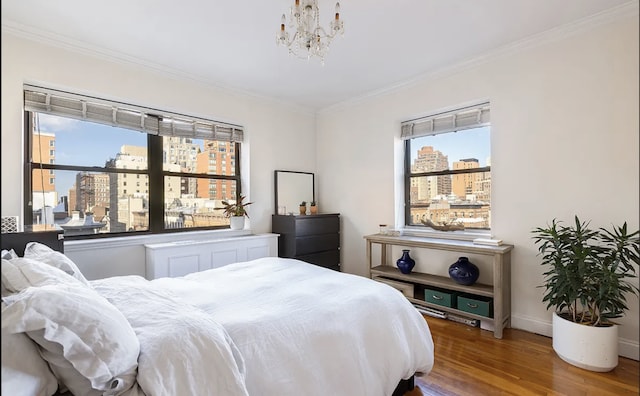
[[371, 265, 508, 338]]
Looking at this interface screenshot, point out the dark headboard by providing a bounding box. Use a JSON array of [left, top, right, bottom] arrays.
[[1, 229, 64, 256]]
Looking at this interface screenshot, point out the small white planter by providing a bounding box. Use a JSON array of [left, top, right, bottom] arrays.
[[229, 216, 245, 230], [552, 311, 618, 372]]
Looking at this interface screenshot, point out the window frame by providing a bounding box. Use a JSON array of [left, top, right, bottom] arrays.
[[403, 140, 491, 229], [402, 103, 491, 234], [23, 111, 243, 240]]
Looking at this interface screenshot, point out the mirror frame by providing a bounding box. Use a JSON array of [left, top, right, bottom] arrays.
[[274, 170, 315, 215]]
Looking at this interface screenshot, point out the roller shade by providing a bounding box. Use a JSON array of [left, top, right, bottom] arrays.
[[24, 85, 243, 142], [401, 102, 490, 139]]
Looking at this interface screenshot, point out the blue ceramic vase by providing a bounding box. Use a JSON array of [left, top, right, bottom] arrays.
[[396, 249, 416, 274], [448, 257, 479, 285]]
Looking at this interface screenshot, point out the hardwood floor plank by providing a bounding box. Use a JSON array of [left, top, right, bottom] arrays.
[[406, 316, 639, 396]]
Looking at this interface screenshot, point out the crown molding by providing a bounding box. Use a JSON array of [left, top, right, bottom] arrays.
[[3, 1, 637, 117], [319, 0, 639, 114], [1, 21, 316, 117]]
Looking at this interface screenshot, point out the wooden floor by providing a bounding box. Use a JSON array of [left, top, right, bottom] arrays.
[[405, 316, 639, 396]]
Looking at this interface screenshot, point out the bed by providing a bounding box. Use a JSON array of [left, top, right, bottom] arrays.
[[1, 236, 434, 396]]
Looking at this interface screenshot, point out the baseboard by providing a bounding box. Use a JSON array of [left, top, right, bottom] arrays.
[[619, 338, 640, 361], [511, 314, 552, 338], [511, 314, 639, 361]]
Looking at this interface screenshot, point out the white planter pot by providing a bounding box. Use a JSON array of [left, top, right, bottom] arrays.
[[552, 311, 618, 372], [229, 216, 245, 230]]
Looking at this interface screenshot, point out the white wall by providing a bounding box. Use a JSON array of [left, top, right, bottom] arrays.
[[316, 15, 639, 359], [2, 12, 638, 360], [1, 32, 317, 277]]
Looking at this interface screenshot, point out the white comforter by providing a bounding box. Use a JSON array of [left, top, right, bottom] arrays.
[[92, 276, 249, 396], [94, 257, 434, 396]]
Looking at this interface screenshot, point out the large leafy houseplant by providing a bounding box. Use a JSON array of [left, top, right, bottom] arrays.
[[532, 216, 639, 326]]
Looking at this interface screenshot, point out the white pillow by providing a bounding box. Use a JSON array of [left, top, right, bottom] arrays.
[[1, 249, 18, 260], [1, 258, 86, 296], [1, 283, 140, 396], [23, 242, 90, 286], [1, 302, 59, 396]]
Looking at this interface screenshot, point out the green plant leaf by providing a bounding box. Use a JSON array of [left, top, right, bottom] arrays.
[[531, 216, 639, 326]]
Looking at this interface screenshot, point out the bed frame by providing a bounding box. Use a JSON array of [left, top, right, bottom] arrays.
[[393, 376, 415, 396], [1, 229, 64, 256]]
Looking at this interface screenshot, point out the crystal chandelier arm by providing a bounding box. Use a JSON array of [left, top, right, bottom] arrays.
[[331, 2, 343, 34], [289, 30, 300, 47], [292, 0, 301, 18], [276, 14, 289, 46]]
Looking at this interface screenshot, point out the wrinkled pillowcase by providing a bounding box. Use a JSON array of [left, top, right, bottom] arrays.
[[1, 283, 140, 396], [1, 249, 18, 260], [1, 301, 59, 396], [1, 257, 87, 296], [23, 242, 90, 287], [1, 251, 20, 297]]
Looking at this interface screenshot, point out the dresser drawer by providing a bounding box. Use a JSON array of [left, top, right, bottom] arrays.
[[296, 249, 340, 270], [295, 233, 339, 255], [295, 216, 339, 236]]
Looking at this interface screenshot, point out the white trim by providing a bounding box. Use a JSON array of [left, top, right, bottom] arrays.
[[319, 1, 639, 114], [3, 2, 635, 115], [64, 229, 252, 252], [1, 22, 316, 116]]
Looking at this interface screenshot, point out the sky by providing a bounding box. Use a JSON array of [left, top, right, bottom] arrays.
[[410, 126, 491, 167], [36, 114, 147, 195], [37, 114, 490, 198]]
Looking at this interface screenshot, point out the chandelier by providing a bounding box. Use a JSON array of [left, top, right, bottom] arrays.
[[276, 0, 344, 63]]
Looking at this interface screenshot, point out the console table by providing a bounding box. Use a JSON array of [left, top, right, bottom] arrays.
[[364, 233, 513, 338]]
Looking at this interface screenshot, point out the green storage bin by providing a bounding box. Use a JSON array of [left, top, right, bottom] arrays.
[[424, 287, 458, 308], [457, 294, 493, 318]]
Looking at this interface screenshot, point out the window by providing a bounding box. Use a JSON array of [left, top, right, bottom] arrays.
[[24, 85, 244, 239], [402, 103, 491, 232]]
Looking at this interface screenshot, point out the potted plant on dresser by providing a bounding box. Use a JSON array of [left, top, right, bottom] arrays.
[[532, 216, 639, 372], [217, 195, 252, 230]]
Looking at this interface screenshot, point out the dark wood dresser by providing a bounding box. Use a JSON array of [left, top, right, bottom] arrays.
[[271, 213, 340, 271]]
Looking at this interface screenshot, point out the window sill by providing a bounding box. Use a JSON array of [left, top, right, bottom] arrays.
[[65, 229, 253, 252], [399, 226, 491, 242]]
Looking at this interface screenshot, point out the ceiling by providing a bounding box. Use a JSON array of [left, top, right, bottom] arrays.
[[1, 0, 634, 111]]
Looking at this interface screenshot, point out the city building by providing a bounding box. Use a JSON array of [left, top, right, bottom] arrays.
[[31, 130, 57, 215], [196, 140, 236, 200], [106, 145, 149, 232]]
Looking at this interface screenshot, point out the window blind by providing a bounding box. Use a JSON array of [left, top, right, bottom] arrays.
[[23, 85, 244, 142], [401, 102, 490, 139]]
